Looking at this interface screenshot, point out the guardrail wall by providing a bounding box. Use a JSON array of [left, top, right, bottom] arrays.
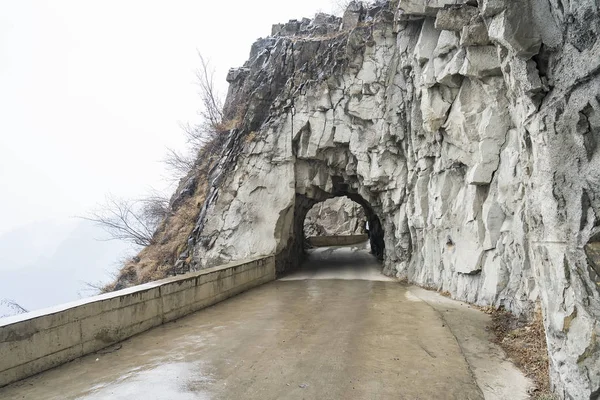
[[0, 256, 275, 387], [307, 234, 369, 247]]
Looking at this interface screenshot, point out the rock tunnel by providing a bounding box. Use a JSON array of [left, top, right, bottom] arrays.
[[303, 196, 367, 238], [187, 1, 600, 395], [277, 147, 386, 274], [303, 194, 382, 260], [274, 170, 386, 276]]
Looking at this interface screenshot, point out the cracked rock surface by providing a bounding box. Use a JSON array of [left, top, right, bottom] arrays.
[[185, 1, 600, 397], [304, 197, 367, 237]]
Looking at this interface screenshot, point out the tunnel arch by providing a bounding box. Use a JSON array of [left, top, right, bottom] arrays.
[[275, 171, 386, 275], [301, 194, 385, 256]]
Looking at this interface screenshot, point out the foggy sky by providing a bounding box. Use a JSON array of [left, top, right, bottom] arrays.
[[0, 0, 339, 235]]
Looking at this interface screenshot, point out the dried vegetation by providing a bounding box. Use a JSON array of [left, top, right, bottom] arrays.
[[102, 148, 217, 291], [100, 54, 243, 292], [485, 306, 556, 400]]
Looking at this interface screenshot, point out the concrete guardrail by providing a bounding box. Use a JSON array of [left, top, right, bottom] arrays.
[[307, 234, 369, 247], [0, 255, 275, 387]]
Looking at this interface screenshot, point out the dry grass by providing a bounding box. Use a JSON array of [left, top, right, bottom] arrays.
[[245, 131, 257, 144], [138, 192, 205, 281], [215, 117, 241, 134], [103, 148, 219, 292], [297, 21, 374, 43], [486, 307, 556, 400], [416, 283, 555, 399], [103, 81, 247, 291], [103, 184, 207, 291], [356, 20, 374, 28]]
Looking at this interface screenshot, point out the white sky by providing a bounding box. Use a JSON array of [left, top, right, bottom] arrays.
[[0, 0, 339, 235]]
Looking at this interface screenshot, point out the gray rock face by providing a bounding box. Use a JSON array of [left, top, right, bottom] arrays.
[[341, 1, 365, 31], [304, 197, 367, 237], [398, 0, 471, 17], [187, 1, 600, 398]]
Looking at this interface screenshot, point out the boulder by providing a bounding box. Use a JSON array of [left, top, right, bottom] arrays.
[[459, 46, 502, 78], [434, 6, 479, 31], [398, 0, 472, 16], [488, 6, 542, 59]]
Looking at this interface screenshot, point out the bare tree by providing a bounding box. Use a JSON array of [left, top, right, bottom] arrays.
[[331, 0, 372, 16], [332, 0, 353, 15], [140, 193, 171, 224], [195, 53, 224, 130], [163, 145, 197, 178], [85, 53, 226, 247], [1, 299, 28, 317], [164, 53, 225, 179], [81, 194, 169, 247]]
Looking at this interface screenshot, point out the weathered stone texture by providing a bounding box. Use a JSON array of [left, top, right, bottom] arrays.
[[304, 197, 367, 237], [186, 1, 600, 398]]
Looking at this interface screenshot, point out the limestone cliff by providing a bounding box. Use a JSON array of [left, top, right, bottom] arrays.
[[304, 197, 366, 237], [150, 1, 599, 398]]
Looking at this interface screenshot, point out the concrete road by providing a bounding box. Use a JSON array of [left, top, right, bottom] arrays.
[[0, 244, 530, 400], [281, 242, 395, 282]]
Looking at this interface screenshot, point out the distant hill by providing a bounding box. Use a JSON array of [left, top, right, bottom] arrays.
[[0, 219, 132, 315], [0, 219, 76, 271]]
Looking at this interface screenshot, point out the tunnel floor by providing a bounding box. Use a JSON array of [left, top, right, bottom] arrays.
[[0, 245, 532, 400], [281, 241, 394, 282]]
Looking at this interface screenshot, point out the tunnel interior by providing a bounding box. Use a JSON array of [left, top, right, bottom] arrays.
[[276, 175, 385, 275], [303, 197, 367, 239], [301, 195, 385, 257]]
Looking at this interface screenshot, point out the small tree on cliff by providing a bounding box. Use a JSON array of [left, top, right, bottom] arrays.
[[84, 53, 224, 251], [332, 0, 369, 15], [196, 53, 224, 133], [164, 53, 225, 178], [81, 194, 170, 247], [332, 0, 352, 15]]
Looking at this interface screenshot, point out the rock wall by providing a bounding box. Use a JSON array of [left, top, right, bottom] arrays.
[[186, 1, 600, 397], [304, 197, 367, 237]]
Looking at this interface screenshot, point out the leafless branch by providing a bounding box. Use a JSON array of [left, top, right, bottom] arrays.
[[140, 194, 171, 223], [80, 194, 169, 247], [163, 147, 197, 177], [331, 0, 370, 16], [332, 0, 352, 15], [195, 53, 224, 130], [1, 299, 28, 316], [163, 53, 226, 180]]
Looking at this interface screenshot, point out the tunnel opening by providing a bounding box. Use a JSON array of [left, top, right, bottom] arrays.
[[276, 176, 386, 276], [301, 196, 385, 260], [299, 194, 385, 259], [303, 197, 368, 247]]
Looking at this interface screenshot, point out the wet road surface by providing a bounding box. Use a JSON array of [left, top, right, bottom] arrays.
[[280, 242, 395, 282], [0, 245, 529, 399]]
